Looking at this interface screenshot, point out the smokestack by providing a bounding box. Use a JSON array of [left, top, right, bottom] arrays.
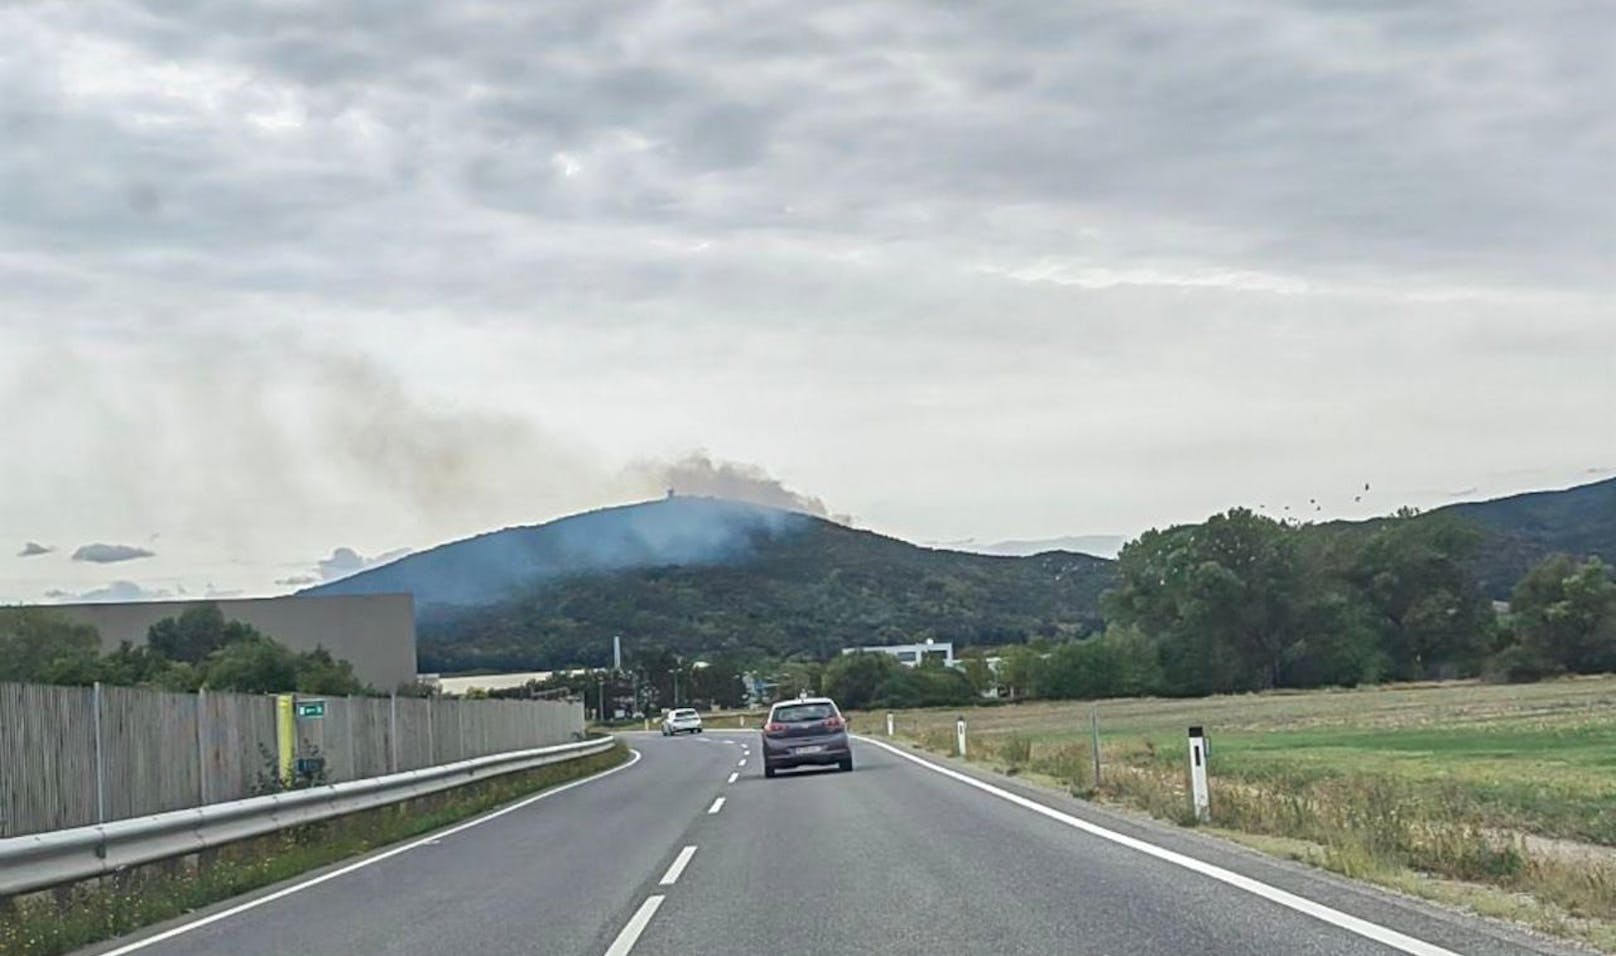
[[613, 635, 622, 672]]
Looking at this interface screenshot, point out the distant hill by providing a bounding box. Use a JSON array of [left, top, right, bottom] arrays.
[[307, 497, 1116, 672], [304, 497, 817, 606], [306, 477, 1616, 672], [966, 535, 1128, 559], [1431, 476, 1616, 597]]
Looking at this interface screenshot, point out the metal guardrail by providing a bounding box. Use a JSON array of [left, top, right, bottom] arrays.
[[0, 735, 616, 897]]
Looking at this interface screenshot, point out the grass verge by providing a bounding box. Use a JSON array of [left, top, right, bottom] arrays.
[[0, 743, 630, 956]]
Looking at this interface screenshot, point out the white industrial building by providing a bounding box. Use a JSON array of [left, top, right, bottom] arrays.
[[841, 640, 956, 668]]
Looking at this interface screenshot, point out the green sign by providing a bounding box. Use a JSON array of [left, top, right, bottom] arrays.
[[295, 699, 327, 719]]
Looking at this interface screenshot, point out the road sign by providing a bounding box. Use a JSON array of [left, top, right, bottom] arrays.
[[295, 699, 327, 719]]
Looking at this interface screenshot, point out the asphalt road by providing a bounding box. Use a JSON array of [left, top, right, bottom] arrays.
[[83, 731, 1580, 956]]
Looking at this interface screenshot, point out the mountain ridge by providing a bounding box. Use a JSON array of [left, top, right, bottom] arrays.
[[310, 477, 1616, 670]]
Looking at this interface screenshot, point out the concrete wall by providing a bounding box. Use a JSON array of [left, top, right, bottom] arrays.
[[52, 594, 417, 690]]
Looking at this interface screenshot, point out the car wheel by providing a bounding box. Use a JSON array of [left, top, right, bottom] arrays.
[[696, 728, 703, 733], [764, 763, 777, 779], [839, 757, 853, 773]]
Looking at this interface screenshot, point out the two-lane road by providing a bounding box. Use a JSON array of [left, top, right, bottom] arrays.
[[84, 732, 1575, 956]]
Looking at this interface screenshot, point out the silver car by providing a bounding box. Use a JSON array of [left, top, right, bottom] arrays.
[[661, 708, 704, 735]]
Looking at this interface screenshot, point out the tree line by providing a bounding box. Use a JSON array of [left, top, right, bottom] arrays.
[[992, 508, 1616, 701], [0, 603, 368, 695]]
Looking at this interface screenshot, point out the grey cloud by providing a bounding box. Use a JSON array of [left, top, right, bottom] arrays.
[[72, 543, 156, 564], [47, 580, 170, 603], [317, 547, 412, 583], [18, 542, 52, 557], [5, 0, 1609, 322]]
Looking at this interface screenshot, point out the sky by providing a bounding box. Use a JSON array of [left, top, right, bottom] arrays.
[[3, 0, 1613, 603]]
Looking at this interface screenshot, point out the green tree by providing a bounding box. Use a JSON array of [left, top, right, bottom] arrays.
[[1106, 509, 1305, 694], [688, 655, 745, 708], [0, 608, 103, 685], [958, 655, 997, 697], [1351, 511, 1490, 680], [822, 651, 905, 710], [147, 604, 262, 664], [98, 641, 179, 687], [294, 646, 367, 695], [1509, 556, 1616, 675], [997, 644, 1045, 700], [201, 637, 299, 693]]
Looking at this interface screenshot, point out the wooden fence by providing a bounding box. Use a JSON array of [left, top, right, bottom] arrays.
[[0, 682, 584, 839]]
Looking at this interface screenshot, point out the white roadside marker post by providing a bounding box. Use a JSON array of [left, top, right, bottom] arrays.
[[955, 716, 967, 758], [1187, 725, 1210, 823], [886, 713, 894, 737]]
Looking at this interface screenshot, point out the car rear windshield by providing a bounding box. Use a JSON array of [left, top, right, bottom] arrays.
[[772, 703, 836, 723], [672, 709, 698, 718]]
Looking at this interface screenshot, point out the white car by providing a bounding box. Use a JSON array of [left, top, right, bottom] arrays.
[[661, 708, 703, 735]]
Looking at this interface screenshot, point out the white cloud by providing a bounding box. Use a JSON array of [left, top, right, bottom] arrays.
[[47, 580, 170, 603]]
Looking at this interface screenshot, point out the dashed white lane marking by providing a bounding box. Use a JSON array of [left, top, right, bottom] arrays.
[[727, 772, 739, 784], [737, 758, 747, 767], [707, 796, 726, 815], [860, 737, 1463, 956], [659, 846, 698, 887], [98, 749, 645, 956], [603, 894, 664, 956]]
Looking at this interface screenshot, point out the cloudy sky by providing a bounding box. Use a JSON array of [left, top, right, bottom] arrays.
[[3, 0, 1613, 602]]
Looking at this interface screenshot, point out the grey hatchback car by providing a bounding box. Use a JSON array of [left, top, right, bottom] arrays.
[[761, 697, 852, 777]]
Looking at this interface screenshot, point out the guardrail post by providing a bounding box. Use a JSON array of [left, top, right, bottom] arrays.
[[955, 716, 967, 758], [1187, 725, 1210, 823], [886, 713, 894, 737], [275, 694, 295, 787], [1090, 705, 1102, 788], [92, 682, 106, 824]]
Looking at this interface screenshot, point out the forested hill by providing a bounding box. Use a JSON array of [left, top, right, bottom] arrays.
[[407, 502, 1115, 672], [1433, 476, 1616, 598]]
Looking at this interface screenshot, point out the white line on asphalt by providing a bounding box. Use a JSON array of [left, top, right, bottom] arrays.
[[97, 749, 645, 956], [603, 894, 664, 956], [727, 772, 739, 784], [658, 845, 698, 886], [858, 737, 1461, 956], [707, 796, 726, 815], [737, 758, 746, 767]]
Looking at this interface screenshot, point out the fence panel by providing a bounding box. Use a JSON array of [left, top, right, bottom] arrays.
[[0, 682, 585, 838], [0, 683, 97, 837], [99, 685, 203, 823], [201, 690, 278, 801]]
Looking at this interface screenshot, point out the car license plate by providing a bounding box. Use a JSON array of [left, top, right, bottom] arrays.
[[794, 745, 824, 754]]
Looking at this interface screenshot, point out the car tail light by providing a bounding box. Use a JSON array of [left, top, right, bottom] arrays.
[[765, 722, 787, 734], [823, 716, 844, 731]]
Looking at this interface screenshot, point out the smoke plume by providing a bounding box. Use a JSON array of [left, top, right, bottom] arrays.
[[623, 452, 852, 524]]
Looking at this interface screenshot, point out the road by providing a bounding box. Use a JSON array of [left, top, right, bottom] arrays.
[[83, 731, 1575, 956]]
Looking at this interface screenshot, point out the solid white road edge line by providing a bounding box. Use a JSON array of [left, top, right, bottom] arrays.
[[857, 737, 1461, 956], [707, 796, 726, 815], [727, 772, 739, 784], [658, 845, 698, 886], [603, 894, 664, 956], [98, 748, 645, 956]]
